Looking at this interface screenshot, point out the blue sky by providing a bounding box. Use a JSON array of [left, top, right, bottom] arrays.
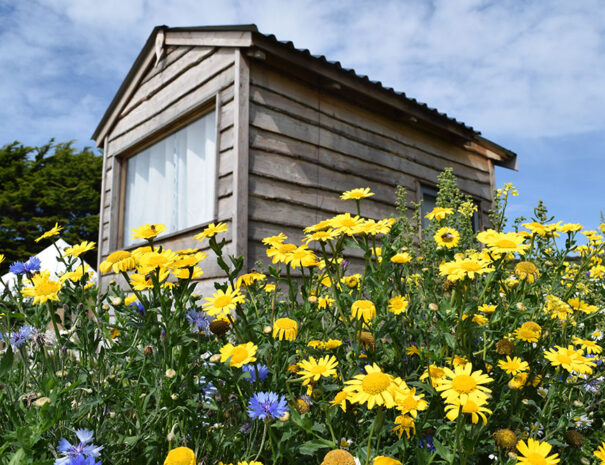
[[1, 0, 603, 230]]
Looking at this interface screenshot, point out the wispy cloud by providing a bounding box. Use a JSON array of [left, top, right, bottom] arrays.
[[1, 0, 604, 146]]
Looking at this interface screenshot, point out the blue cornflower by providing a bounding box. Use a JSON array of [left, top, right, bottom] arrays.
[[9, 261, 26, 275], [128, 301, 145, 315], [68, 456, 101, 465], [9, 257, 41, 275], [419, 434, 436, 453], [199, 376, 217, 401], [242, 364, 270, 383], [186, 309, 212, 333], [10, 325, 34, 348], [55, 429, 103, 465], [24, 257, 41, 273], [247, 392, 288, 421]]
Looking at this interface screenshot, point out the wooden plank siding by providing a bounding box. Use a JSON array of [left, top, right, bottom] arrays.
[[246, 61, 494, 271], [98, 46, 237, 290]]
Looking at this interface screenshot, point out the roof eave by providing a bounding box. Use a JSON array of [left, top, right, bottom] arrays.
[[467, 136, 518, 171]]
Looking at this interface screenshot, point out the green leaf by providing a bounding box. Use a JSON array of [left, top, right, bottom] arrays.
[[8, 448, 26, 465], [433, 437, 453, 462], [0, 345, 14, 376], [299, 439, 333, 456]]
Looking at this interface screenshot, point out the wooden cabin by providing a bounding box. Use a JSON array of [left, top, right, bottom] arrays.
[[92, 25, 517, 292]]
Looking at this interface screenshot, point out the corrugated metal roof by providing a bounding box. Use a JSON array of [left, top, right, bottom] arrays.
[[254, 30, 478, 136]]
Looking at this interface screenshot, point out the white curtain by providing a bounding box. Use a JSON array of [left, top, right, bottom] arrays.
[[123, 111, 216, 247]]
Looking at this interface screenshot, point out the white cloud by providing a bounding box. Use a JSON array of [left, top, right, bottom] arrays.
[[0, 0, 604, 147]]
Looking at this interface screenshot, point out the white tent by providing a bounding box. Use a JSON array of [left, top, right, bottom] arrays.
[[1, 239, 98, 293]]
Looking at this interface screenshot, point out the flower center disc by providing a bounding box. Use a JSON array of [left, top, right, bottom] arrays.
[[526, 452, 548, 465], [495, 239, 517, 248], [230, 347, 248, 364], [311, 366, 327, 375], [214, 295, 232, 308], [557, 353, 572, 365], [400, 396, 417, 410], [461, 262, 482, 271], [361, 372, 390, 394], [451, 374, 477, 393]]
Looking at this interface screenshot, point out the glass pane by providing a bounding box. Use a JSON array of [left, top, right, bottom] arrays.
[[123, 110, 216, 246]]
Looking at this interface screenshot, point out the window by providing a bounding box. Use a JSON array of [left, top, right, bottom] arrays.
[[420, 186, 438, 232], [122, 110, 216, 247], [420, 185, 480, 233]]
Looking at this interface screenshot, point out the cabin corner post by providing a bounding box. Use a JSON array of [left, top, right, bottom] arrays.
[[97, 136, 109, 272], [233, 49, 250, 271]]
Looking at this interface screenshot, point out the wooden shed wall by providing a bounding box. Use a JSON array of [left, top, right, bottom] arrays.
[[246, 61, 494, 268], [98, 45, 237, 292]]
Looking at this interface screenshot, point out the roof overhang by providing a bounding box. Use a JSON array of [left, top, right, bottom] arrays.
[[92, 25, 517, 171]]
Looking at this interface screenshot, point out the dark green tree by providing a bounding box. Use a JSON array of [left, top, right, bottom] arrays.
[[0, 140, 103, 273]]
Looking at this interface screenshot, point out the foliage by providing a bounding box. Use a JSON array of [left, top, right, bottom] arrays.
[[0, 171, 604, 465], [0, 141, 102, 273]]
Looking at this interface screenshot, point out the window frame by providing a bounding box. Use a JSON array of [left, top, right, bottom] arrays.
[[115, 98, 220, 250], [418, 183, 483, 235]]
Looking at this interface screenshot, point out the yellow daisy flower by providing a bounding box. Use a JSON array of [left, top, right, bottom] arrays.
[[297, 355, 338, 385], [594, 441, 605, 464], [321, 449, 356, 465], [172, 266, 203, 280], [99, 250, 136, 274], [63, 241, 96, 258], [420, 365, 447, 387], [393, 382, 428, 418], [390, 252, 412, 264], [35, 223, 63, 242], [478, 304, 496, 314], [544, 345, 596, 374], [434, 227, 460, 248], [203, 286, 245, 318], [266, 242, 297, 264], [305, 229, 339, 243], [131, 223, 166, 240], [236, 272, 266, 288], [324, 339, 343, 350], [471, 314, 488, 326], [425, 207, 453, 221], [373, 457, 402, 465], [164, 447, 196, 465], [286, 245, 318, 268], [514, 321, 542, 343], [194, 222, 228, 240], [330, 390, 350, 412], [340, 187, 374, 200], [272, 318, 298, 341], [343, 363, 398, 409], [571, 336, 602, 354], [515, 261, 539, 283], [262, 232, 287, 247], [497, 356, 529, 375], [328, 213, 364, 236], [439, 255, 494, 281], [444, 398, 491, 425], [515, 438, 559, 465], [388, 296, 409, 315], [567, 297, 598, 314], [435, 363, 493, 406], [393, 414, 415, 439], [351, 300, 376, 323], [477, 229, 530, 255], [20, 271, 62, 305], [219, 342, 257, 367]]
